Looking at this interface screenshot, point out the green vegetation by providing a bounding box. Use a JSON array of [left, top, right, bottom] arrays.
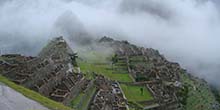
[[79, 60, 133, 82], [120, 84, 153, 102], [76, 47, 133, 82], [76, 48, 156, 109], [177, 85, 189, 105], [215, 91, 220, 103], [0, 75, 72, 110], [135, 74, 149, 82], [128, 101, 145, 109], [80, 87, 96, 110], [111, 54, 118, 65], [211, 87, 220, 105], [179, 72, 217, 110], [70, 86, 96, 110], [217, 95, 220, 104], [70, 53, 78, 66], [71, 93, 84, 107]]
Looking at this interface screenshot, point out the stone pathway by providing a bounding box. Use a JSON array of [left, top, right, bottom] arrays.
[[0, 83, 49, 110]]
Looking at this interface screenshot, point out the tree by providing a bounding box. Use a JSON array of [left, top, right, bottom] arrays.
[[69, 53, 78, 67]]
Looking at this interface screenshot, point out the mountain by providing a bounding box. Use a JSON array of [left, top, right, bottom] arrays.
[[97, 36, 220, 110], [0, 36, 219, 110]]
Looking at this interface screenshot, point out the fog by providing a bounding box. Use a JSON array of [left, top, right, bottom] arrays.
[[0, 0, 220, 86]]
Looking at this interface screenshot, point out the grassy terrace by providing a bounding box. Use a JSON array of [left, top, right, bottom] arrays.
[[71, 86, 96, 110], [77, 49, 134, 82], [76, 50, 154, 109], [0, 75, 72, 110], [78, 60, 133, 82], [71, 93, 84, 108], [120, 84, 153, 102]]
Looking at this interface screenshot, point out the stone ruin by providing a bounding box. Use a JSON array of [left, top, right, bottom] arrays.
[[99, 37, 183, 110], [89, 75, 128, 110], [0, 36, 130, 109], [0, 36, 206, 110], [0, 36, 89, 105]]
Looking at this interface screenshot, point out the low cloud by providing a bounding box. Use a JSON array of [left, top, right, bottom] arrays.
[[0, 0, 219, 86]]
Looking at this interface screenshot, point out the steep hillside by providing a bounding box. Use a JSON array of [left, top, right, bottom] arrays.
[[0, 36, 219, 110], [76, 36, 220, 110], [179, 73, 219, 110]]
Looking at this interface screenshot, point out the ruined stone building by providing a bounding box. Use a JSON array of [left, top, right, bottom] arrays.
[[90, 75, 128, 110], [1, 36, 218, 110], [0, 37, 88, 105], [99, 36, 183, 110]]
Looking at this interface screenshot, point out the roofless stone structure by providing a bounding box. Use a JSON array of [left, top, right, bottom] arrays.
[[0, 36, 88, 105]]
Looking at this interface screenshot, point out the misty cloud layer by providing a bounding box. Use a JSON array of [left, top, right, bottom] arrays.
[[0, 0, 220, 86]]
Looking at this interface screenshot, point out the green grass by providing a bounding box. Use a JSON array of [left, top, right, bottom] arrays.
[[76, 48, 134, 82], [78, 60, 133, 82], [0, 75, 72, 110], [120, 84, 153, 102], [128, 101, 145, 109], [71, 86, 96, 110], [179, 72, 217, 110], [70, 93, 84, 108], [80, 87, 96, 110]]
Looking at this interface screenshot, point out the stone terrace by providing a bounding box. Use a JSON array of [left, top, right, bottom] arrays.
[[0, 37, 88, 105], [89, 75, 128, 110], [99, 36, 183, 110]]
